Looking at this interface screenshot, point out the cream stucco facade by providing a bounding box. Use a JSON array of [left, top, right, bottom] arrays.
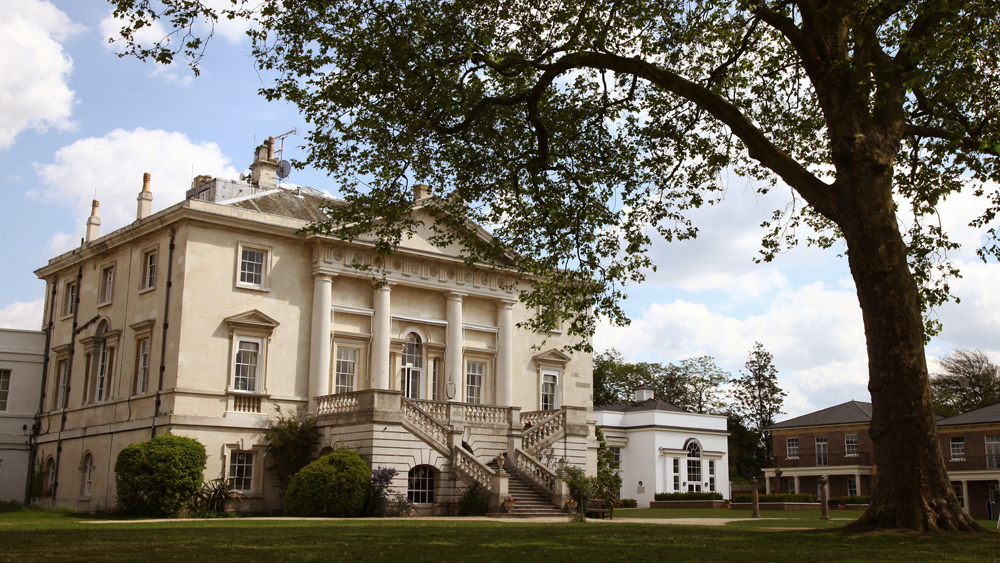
[[0, 329, 45, 503], [31, 146, 596, 514]]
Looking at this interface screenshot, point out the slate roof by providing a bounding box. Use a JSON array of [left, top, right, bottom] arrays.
[[765, 400, 872, 430], [594, 398, 687, 413], [225, 186, 333, 223], [937, 403, 1000, 426]]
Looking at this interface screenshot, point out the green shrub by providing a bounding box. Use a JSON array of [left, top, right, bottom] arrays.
[[732, 493, 817, 503], [844, 495, 871, 505], [457, 483, 489, 516], [563, 465, 594, 509], [115, 435, 207, 517], [190, 478, 241, 515], [653, 492, 724, 501], [262, 406, 320, 489], [283, 449, 370, 517]]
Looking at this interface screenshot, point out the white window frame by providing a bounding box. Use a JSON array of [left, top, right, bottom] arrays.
[[82, 454, 95, 496], [135, 337, 150, 395], [986, 435, 1000, 469], [94, 339, 110, 402], [954, 482, 965, 508], [848, 477, 857, 497], [334, 345, 360, 394], [140, 248, 157, 292], [950, 437, 966, 461], [228, 450, 256, 494], [466, 360, 485, 404], [609, 446, 621, 469], [815, 436, 829, 466], [62, 280, 77, 318], [786, 437, 799, 459], [672, 458, 680, 491], [407, 465, 435, 505], [686, 442, 702, 491], [232, 335, 264, 393], [235, 242, 272, 291], [98, 264, 115, 306], [845, 434, 859, 457], [56, 360, 68, 409], [224, 444, 266, 496], [0, 369, 10, 412], [541, 372, 558, 411]]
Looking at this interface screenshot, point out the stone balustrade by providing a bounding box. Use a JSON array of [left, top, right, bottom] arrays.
[[454, 446, 495, 492]]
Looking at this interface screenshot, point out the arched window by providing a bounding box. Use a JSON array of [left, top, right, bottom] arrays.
[[44, 457, 55, 495], [81, 454, 95, 496], [402, 333, 423, 399], [686, 442, 702, 492], [407, 465, 434, 504]]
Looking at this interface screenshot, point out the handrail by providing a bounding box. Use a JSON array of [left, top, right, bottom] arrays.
[[401, 398, 451, 454], [465, 405, 509, 424], [315, 392, 362, 415], [409, 399, 449, 420], [515, 448, 556, 496], [522, 409, 566, 455], [454, 445, 495, 492]]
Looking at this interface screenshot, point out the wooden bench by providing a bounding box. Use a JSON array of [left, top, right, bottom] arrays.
[[585, 499, 612, 520]]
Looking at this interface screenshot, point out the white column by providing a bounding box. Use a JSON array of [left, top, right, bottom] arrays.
[[445, 291, 466, 402], [962, 480, 969, 512], [854, 473, 861, 496], [496, 299, 515, 406], [308, 273, 334, 412], [371, 284, 392, 389], [765, 474, 772, 494], [793, 475, 800, 495]]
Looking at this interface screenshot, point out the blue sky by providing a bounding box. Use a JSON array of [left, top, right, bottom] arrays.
[[2, 0, 998, 418]]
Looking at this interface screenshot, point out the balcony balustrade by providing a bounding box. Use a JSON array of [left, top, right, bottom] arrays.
[[770, 452, 871, 468]]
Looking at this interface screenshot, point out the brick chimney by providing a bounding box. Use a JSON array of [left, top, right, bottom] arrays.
[[412, 183, 432, 201], [85, 199, 101, 242], [136, 172, 153, 220], [249, 135, 278, 190]]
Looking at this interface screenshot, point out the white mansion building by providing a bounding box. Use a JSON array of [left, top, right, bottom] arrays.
[[31, 138, 596, 513]]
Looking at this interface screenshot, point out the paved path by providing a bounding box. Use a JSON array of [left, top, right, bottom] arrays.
[[83, 516, 800, 526]]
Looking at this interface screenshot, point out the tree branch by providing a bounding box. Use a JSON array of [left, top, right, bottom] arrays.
[[904, 124, 1000, 157]]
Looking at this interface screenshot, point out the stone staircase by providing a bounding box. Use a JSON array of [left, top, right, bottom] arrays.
[[486, 461, 565, 517]]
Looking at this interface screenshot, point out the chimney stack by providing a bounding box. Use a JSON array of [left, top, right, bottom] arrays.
[[85, 199, 101, 242], [137, 172, 153, 220], [412, 183, 431, 201], [249, 136, 278, 189]]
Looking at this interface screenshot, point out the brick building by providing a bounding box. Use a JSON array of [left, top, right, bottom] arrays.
[[764, 400, 1000, 519]]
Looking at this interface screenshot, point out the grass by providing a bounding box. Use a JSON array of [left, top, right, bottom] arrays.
[[2, 508, 1000, 562]]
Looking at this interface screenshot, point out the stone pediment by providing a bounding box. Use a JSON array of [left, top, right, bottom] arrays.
[[532, 348, 572, 365], [225, 310, 280, 333]]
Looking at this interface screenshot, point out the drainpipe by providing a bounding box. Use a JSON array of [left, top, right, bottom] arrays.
[[51, 265, 83, 501], [151, 229, 176, 437], [24, 279, 58, 504]]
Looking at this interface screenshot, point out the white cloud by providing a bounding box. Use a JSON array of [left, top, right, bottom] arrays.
[[933, 260, 1000, 354], [595, 281, 869, 417], [0, 0, 83, 149], [0, 299, 44, 331], [100, 1, 250, 86], [32, 128, 239, 236]]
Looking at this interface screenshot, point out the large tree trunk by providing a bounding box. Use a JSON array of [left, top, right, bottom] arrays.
[[836, 163, 982, 532]]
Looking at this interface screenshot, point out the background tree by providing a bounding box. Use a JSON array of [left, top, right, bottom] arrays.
[[108, 0, 1000, 531], [261, 406, 321, 489], [931, 350, 1000, 418], [726, 412, 768, 483], [730, 343, 786, 460], [593, 349, 728, 412]]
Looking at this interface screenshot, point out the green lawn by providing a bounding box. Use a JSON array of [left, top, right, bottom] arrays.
[[2, 508, 1000, 562]]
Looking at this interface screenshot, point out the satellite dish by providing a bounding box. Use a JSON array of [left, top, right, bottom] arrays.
[[277, 160, 291, 179]]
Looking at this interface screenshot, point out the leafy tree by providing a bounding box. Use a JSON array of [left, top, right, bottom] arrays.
[[107, 0, 1000, 531], [726, 412, 768, 483], [594, 426, 623, 504], [931, 350, 1000, 418], [676, 356, 730, 415], [730, 342, 786, 458], [261, 406, 321, 489], [593, 349, 693, 407]]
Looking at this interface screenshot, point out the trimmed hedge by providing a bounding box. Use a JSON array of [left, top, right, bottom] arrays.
[[830, 495, 872, 506], [115, 435, 207, 517], [283, 449, 370, 517], [732, 493, 817, 503], [654, 492, 724, 501]]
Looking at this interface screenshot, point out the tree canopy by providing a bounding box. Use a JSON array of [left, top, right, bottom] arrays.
[[931, 349, 1000, 418], [730, 342, 785, 458], [593, 349, 729, 413], [107, 0, 999, 531]]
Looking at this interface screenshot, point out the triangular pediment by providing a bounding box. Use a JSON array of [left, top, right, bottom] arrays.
[[397, 208, 517, 266], [225, 309, 280, 332], [532, 348, 572, 365]]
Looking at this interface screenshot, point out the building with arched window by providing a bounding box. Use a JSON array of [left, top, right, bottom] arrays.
[[29, 144, 597, 513], [594, 386, 730, 508]]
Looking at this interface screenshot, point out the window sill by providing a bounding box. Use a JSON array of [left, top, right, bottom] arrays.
[[950, 458, 966, 462], [138, 286, 155, 295], [60, 313, 73, 321], [235, 283, 270, 292]]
